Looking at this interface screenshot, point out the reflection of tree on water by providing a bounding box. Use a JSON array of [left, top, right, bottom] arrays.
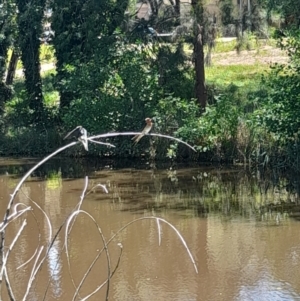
[[44, 172, 63, 298], [237, 266, 300, 300], [102, 167, 300, 222], [3, 160, 300, 299], [2, 159, 300, 221], [47, 240, 63, 298]]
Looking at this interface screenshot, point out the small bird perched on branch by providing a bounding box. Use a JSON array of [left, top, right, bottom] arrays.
[[64, 126, 88, 151], [132, 117, 153, 145]]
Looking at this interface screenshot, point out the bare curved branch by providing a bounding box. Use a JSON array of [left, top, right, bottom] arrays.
[[89, 132, 196, 152]]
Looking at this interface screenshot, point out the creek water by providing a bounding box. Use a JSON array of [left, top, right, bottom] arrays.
[[0, 158, 300, 301]]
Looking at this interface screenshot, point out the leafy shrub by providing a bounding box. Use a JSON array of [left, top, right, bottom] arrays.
[[60, 41, 161, 156], [256, 31, 300, 144]]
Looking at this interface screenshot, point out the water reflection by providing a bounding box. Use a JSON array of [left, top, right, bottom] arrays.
[[0, 160, 300, 300], [47, 240, 63, 299], [237, 270, 300, 301]]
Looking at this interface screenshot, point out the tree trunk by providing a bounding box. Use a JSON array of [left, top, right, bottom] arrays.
[[247, 0, 251, 30], [174, 0, 180, 25], [16, 0, 46, 123], [148, 0, 158, 18], [0, 0, 16, 81], [194, 24, 206, 111], [0, 47, 7, 82], [239, 0, 243, 30], [52, 0, 129, 113], [191, 0, 207, 111], [6, 49, 19, 85]]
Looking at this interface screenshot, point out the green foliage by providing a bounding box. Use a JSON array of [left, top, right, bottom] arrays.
[[3, 36, 200, 158], [0, 0, 17, 79], [4, 0, 300, 166], [0, 126, 61, 156], [177, 92, 241, 154], [268, 0, 300, 29], [155, 96, 199, 129], [219, 0, 234, 25], [40, 44, 55, 63], [60, 41, 160, 155], [255, 32, 300, 143], [51, 0, 130, 109], [235, 31, 256, 53], [155, 43, 194, 99], [4, 72, 59, 129], [7, 44, 56, 72], [206, 64, 264, 88]]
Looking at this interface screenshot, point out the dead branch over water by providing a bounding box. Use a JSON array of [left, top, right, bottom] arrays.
[[0, 129, 197, 300]]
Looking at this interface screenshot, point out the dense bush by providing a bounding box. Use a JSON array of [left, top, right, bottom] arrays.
[[255, 31, 300, 143], [250, 30, 300, 169]]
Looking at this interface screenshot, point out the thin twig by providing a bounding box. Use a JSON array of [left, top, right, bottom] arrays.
[[4, 141, 77, 219], [41, 177, 90, 301], [0, 141, 77, 262], [27, 198, 52, 246], [65, 210, 111, 301], [4, 267, 15, 301], [1, 219, 27, 301], [93, 184, 108, 194], [0, 220, 27, 281], [156, 219, 162, 246], [0, 130, 197, 300], [89, 139, 116, 148], [16, 196, 53, 270], [102, 217, 198, 273], [89, 132, 196, 152], [0, 206, 31, 233], [156, 218, 198, 273], [80, 243, 123, 301], [65, 177, 89, 295], [41, 180, 109, 301], [22, 246, 44, 301], [75, 216, 198, 294]]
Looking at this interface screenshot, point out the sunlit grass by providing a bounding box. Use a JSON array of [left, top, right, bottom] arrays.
[[213, 37, 277, 53], [206, 63, 267, 88], [44, 91, 59, 108], [10, 71, 59, 109], [7, 44, 55, 70], [40, 44, 55, 63], [184, 38, 278, 60], [214, 39, 237, 52]]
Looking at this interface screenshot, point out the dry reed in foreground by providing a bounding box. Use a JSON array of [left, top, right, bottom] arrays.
[[0, 129, 197, 300]]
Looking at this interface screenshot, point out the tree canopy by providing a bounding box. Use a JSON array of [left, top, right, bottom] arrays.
[[0, 0, 300, 167]]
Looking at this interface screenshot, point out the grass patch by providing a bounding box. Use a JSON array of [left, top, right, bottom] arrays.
[[206, 63, 267, 88], [40, 44, 55, 63], [7, 44, 55, 70], [7, 71, 59, 120], [44, 90, 59, 108], [213, 38, 277, 53], [214, 39, 237, 53]]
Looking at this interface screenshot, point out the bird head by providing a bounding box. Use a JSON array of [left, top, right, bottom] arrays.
[[145, 117, 152, 124]]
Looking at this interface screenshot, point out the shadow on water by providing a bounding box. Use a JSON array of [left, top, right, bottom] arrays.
[[98, 166, 300, 223], [2, 157, 300, 221], [0, 157, 201, 178]]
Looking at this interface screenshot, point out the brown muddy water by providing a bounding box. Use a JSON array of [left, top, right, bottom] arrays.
[[1, 158, 300, 301]]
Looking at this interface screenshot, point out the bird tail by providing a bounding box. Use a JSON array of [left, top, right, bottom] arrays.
[[132, 134, 143, 144]]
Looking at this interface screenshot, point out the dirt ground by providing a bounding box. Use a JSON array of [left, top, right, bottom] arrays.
[[212, 45, 288, 65]]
